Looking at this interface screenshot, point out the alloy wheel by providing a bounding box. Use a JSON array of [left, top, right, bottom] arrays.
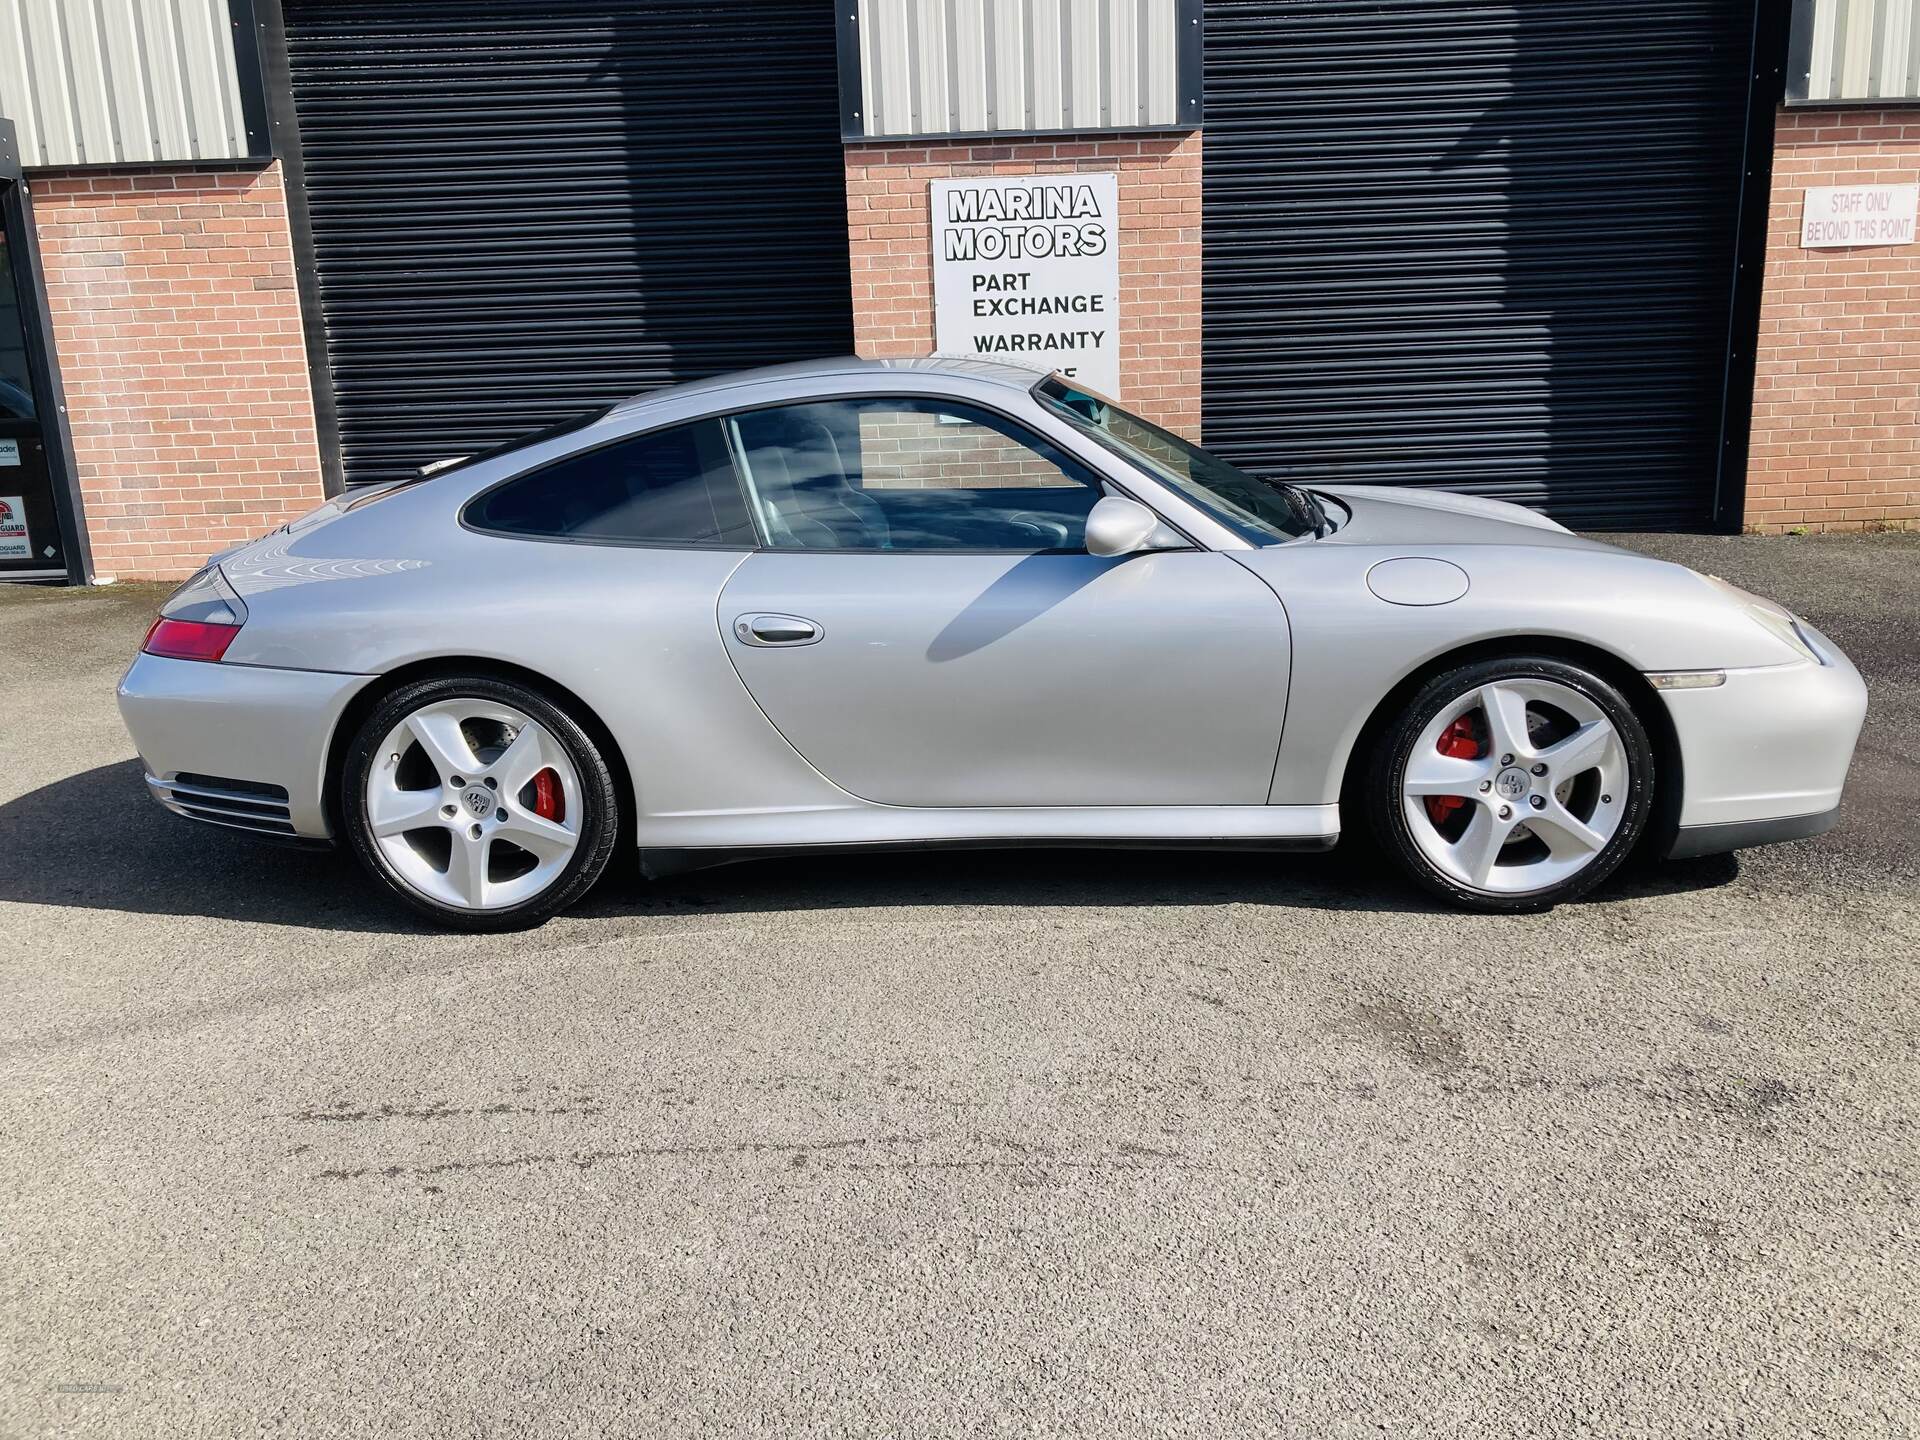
[[1399, 677, 1629, 895], [364, 697, 583, 911]]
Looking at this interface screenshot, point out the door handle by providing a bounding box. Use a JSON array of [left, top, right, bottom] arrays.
[[734, 613, 823, 647]]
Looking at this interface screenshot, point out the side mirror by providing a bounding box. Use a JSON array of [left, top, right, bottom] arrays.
[[1084, 496, 1180, 557]]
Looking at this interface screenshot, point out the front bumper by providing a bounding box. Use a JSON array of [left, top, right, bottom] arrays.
[[117, 652, 377, 841], [1657, 619, 1868, 856]]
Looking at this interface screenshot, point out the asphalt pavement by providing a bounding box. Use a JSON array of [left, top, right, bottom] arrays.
[[1, 532, 1915, 1438]]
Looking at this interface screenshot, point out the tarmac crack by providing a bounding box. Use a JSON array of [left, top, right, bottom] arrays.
[[314, 1132, 926, 1181], [283, 1099, 602, 1124]]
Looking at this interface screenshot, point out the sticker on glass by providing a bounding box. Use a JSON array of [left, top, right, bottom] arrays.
[[0, 495, 30, 559]]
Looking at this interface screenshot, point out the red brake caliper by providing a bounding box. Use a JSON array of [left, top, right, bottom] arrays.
[[1426, 716, 1482, 826], [532, 768, 565, 823]]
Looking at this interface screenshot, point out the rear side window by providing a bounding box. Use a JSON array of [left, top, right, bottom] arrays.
[[464, 419, 755, 546]]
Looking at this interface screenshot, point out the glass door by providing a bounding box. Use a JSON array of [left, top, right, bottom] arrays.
[[0, 198, 67, 580]]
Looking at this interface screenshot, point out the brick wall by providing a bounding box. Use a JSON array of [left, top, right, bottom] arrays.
[[1748, 109, 1920, 533], [28, 162, 325, 579], [844, 133, 1201, 438]]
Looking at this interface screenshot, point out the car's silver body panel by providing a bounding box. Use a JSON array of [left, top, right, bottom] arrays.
[[1653, 620, 1866, 827], [118, 653, 374, 837], [118, 357, 1868, 865], [1225, 532, 1856, 821], [718, 549, 1290, 806]]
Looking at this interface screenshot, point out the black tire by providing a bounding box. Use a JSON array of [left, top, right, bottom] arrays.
[[341, 675, 621, 931], [1364, 655, 1655, 912]]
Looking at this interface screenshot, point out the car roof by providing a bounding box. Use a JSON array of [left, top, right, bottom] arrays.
[[604, 355, 1050, 420]]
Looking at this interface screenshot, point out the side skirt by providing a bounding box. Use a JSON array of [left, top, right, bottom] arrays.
[[635, 803, 1341, 878], [642, 835, 1339, 880]]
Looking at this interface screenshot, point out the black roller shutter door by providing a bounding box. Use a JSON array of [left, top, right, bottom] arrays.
[[280, 1, 855, 487], [1202, 2, 1758, 530]]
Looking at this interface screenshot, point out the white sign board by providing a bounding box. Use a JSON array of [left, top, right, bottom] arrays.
[[1802, 185, 1918, 247], [0, 439, 18, 466], [0, 496, 30, 560], [931, 173, 1121, 395]]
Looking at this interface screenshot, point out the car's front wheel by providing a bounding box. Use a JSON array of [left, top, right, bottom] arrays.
[[341, 676, 620, 930], [1365, 656, 1654, 911]]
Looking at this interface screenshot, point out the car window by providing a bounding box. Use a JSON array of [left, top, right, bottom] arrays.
[[1033, 376, 1312, 544], [417, 404, 612, 482], [464, 418, 755, 546], [0, 235, 37, 418], [725, 398, 1103, 552]]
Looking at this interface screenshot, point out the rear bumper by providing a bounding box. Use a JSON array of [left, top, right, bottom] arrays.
[[1656, 619, 1867, 839], [117, 652, 376, 841], [1666, 806, 1840, 860]]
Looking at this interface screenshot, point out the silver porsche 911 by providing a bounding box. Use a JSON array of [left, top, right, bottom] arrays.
[[117, 358, 1867, 929]]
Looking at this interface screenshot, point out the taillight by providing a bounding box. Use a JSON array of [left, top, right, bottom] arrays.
[[143, 563, 248, 663], [143, 616, 240, 662]]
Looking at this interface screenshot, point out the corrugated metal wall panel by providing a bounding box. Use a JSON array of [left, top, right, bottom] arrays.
[[0, 0, 254, 167], [913, 0, 949, 133], [1030, 0, 1066, 129], [1147, 0, 1178, 118], [1068, 0, 1102, 128], [1201, 0, 1756, 532], [850, 0, 1191, 137], [280, 0, 856, 488], [951, 0, 990, 132], [1790, 0, 1920, 100]]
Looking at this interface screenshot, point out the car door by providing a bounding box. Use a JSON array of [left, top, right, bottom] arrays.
[[716, 395, 1291, 808]]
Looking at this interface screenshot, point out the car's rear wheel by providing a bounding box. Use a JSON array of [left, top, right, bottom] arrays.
[[342, 676, 620, 930], [1366, 656, 1654, 911]]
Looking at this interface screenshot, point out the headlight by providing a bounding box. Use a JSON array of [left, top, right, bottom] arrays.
[[1703, 575, 1826, 665]]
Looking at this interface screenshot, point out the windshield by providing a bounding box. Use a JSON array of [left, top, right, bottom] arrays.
[[1033, 376, 1317, 543]]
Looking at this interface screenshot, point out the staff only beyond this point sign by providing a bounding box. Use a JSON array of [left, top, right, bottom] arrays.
[[931, 172, 1121, 396], [1802, 184, 1919, 248]]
